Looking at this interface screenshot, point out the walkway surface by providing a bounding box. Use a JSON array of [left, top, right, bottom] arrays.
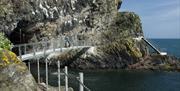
[[133, 36, 167, 55], [19, 46, 91, 61], [11, 36, 94, 61], [13, 36, 167, 61]]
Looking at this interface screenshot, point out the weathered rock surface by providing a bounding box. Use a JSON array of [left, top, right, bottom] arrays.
[[0, 49, 75, 91], [0, 0, 120, 44], [38, 82, 74, 91], [0, 63, 40, 91], [47, 46, 180, 71], [45, 11, 180, 70], [128, 55, 180, 71], [46, 12, 150, 69], [0, 49, 39, 91], [1, 0, 180, 72]]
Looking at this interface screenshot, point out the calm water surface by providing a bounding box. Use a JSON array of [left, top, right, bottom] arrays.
[[81, 70, 180, 91], [31, 67, 180, 91], [31, 39, 180, 91], [149, 39, 180, 58]]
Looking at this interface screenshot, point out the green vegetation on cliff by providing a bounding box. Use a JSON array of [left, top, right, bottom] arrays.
[[98, 12, 143, 58], [0, 32, 17, 67], [0, 32, 12, 50], [0, 49, 20, 67]]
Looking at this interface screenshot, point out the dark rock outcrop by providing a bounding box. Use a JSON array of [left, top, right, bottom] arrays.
[[0, 0, 119, 44], [0, 0, 180, 71], [45, 12, 180, 71], [46, 11, 149, 69], [0, 63, 40, 91], [0, 49, 39, 91], [128, 55, 180, 71]]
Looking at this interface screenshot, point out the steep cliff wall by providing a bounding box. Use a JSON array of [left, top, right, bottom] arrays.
[[0, 0, 119, 44], [1, 0, 179, 70], [0, 49, 39, 91]]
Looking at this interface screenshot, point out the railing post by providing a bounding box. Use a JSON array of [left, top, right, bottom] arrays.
[[37, 58, 40, 83], [43, 42, 46, 56], [60, 37, 62, 52], [65, 66, 68, 91], [79, 72, 84, 91], [24, 44, 26, 54], [59, 38, 62, 52], [33, 43, 35, 56], [83, 40, 85, 46], [53, 39, 55, 52], [28, 61, 31, 71], [58, 61, 61, 91], [18, 45, 22, 59], [46, 59, 49, 91]]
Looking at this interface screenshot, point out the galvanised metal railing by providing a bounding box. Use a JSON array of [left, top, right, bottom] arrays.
[[11, 35, 93, 91], [11, 35, 95, 61]]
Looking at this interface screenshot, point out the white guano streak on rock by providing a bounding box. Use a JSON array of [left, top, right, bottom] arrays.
[[60, 10, 63, 16], [87, 47, 96, 54], [79, 20, 83, 23], [71, 0, 77, 10], [39, 2, 49, 18], [73, 17, 78, 21], [65, 21, 67, 25], [53, 7, 58, 12], [93, 0, 96, 4], [68, 20, 72, 26], [49, 10, 54, 18], [44, 1, 50, 9], [32, 11, 35, 15], [133, 36, 143, 41]]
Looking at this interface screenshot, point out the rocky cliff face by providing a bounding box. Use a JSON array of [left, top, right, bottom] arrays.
[[0, 63, 39, 91], [0, 0, 119, 44], [0, 49, 39, 91], [1, 0, 180, 71], [46, 12, 150, 69]]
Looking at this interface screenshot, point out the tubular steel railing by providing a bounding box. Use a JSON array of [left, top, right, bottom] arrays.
[[33, 59, 90, 91], [11, 36, 95, 61], [11, 36, 92, 91]]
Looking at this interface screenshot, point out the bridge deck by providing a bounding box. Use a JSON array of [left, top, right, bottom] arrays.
[[14, 36, 167, 61], [11, 36, 94, 61], [134, 36, 167, 55], [142, 38, 161, 54], [18, 46, 91, 61]]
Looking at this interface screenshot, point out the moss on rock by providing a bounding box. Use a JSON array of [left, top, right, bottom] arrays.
[[97, 12, 143, 59], [0, 49, 21, 67], [0, 60, 39, 91], [0, 32, 12, 50], [125, 38, 142, 58]]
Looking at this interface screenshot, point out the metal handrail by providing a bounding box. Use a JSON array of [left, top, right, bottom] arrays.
[[62, 70, 91, 91]]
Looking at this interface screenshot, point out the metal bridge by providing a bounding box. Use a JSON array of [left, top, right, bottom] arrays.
[[133, 36, 167, 56], [11, 36, 93, 91], [11, 35, 167, 91], [12, 36, 94, 61]]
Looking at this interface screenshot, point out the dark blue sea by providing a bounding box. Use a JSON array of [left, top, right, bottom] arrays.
[[75, 39, 180, 91], [148, 39, 180, 58], [31, 39, 180, 91]]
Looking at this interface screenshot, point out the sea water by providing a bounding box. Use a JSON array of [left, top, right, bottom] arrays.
[[31, 39, 180, 91], [148, 39, 180, 58]]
